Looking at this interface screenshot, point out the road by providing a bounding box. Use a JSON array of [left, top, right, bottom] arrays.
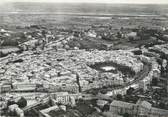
[[85, 62, 152, 94], [119, 62, 151, 89]]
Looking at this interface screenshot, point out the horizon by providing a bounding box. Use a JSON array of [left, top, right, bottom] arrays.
[[8, 2, 168, 5], [1, 0, 168, 5]]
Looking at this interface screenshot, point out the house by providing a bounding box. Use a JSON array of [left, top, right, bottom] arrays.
[[127, 32, 138, 41], [87, 30, 97, 38]]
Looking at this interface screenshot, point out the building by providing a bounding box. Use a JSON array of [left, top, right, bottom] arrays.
[[110, 100, 168, 117], [51, 92, 70, 105], [61, 83, 79, 93], [139, 80, 148, 91], [23, 97, 52, 117], [97, 100, 108, 108], [39, 105, 59, 117], [13, 83, 36, 92], [87, 30, 97, 38], [48, 83, 79, 93], [136, 100, 152, 116], [150, 107, 168, 117], [103, 112, 123, 117], [8, 104, 24, 117], [50, 92, 80, 105], [167, 80, 168, 94], [106, 88, 127, 97], [110, 100, 137, 116], [127, 32, 139, 41], [0, 84, 11, 93]]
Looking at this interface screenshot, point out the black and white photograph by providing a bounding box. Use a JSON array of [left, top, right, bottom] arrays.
[[0, 0, 168, 117]]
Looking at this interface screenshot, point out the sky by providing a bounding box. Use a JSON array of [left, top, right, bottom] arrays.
[[0, 0, 168, 4]]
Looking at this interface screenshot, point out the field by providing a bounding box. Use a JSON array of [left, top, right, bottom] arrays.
[[0, 3, 168, 52], [0, 3, 168, 26]]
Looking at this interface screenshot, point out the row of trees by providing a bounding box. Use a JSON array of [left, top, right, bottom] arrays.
[[7, 97, 27, 108]]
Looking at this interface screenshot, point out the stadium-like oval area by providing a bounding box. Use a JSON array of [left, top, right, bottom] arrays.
[[89, 61, 136, 77]]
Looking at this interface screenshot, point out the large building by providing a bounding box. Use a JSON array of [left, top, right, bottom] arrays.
[[110, 100, 168, 117], [50, 92, 81, 105]]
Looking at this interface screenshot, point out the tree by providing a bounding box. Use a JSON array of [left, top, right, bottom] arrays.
[[57, 72, 61, 77], [123, 113, 130, 117], [100, 89, 107, 94], [152, 78, 158, 86], [116, 32, 122, 38], [159, 102, 166, 109], [7, 100, 16, 107], [102, 104, 110, 112], [126, 87, 135, 95], [17, 97, 27, 108], [116, 94, 123, 100], [132, 50, 142, 55]]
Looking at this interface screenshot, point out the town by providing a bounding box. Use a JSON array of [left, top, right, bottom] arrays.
[[1, 2, 168, 117]]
